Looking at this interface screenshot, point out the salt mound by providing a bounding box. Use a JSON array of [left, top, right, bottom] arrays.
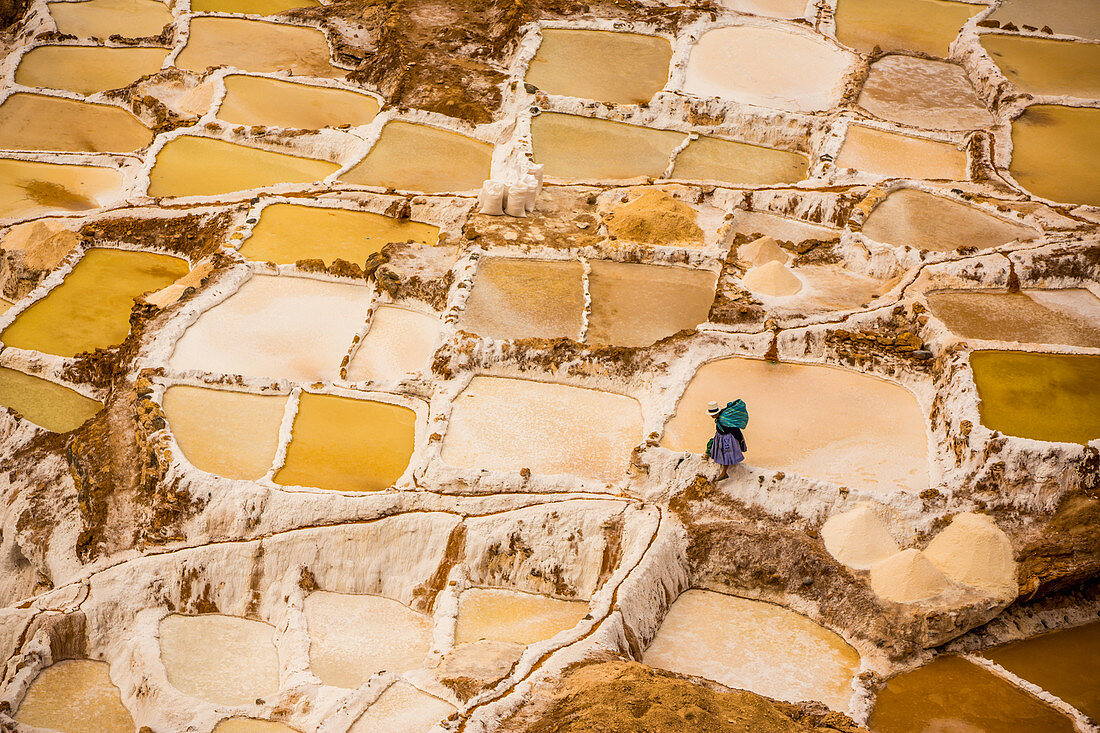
[[821, 505, 900, 570], [606, 189, 704, 246], [741, 260, 802, 296], [924, 512, 1016, 597], [870, 548, 951, 603], [738, 236, 790, 268]]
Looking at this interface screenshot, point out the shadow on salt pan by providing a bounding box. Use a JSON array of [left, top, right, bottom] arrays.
[[159, 614, 280, 706], [191, 0, 318, 13], [14, 659, 133, 733]]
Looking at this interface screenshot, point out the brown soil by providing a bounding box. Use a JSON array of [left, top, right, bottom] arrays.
[[605, 189, 704, 246]]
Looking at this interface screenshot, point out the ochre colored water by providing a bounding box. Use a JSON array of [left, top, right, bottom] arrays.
[[455, 588, 589, 645], [982, 622, 1100, 719], [989, 0, 1100, 41], [531, 112, 686, 181], [239, 203, 437, 265], [869, 656, 1074, 732], [525, 29, 671, 105], [0, 158, 121, 218], [440, 376, 643, 482], [862, 189, 1036, 251], [217, 75, 380, 130], [2, 248, 188, 358], [586, 261, 716, 347], [459, 258, 584, 341], [0, 367, 102, 432], [1009, 104, 1100, 206], [684, 25, 854, 113], [192, 0, 319, 13], [970, 351, 1100, 445], [162, 386, 287, 480], [643, 589, 860, 711], [345, 306, 441, 383], [662, 357, 928, 494], [835, 125, 967, 180], [275, 393, 416, 491], [147, 136, 339, 198], [340, 121, 493, 193], [857, 55, 993, 131], [47, 0, 171, 38], [304, 591, 431, 687], [349, 682, 456, 733], [214, 720, 301, 733], [927, 290, 1100, 347], [0, 93, 152, 153], [14, 660, 133, 733], [159, 614, 280, 706], [981, 34, 1100, 100], [15, 46, 168, 95], [672, 135, 809, 185], [175, 18, 343, 78], [834, 0, 980, 57]]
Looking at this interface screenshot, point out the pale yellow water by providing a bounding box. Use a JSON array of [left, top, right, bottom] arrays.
[[341, 121, 493, 193], [0, 367, 101, 432], [275, 393, 416, 491], [870, 656, 1074, 732], [2, 248, 188, 358], [148, 136, 339, 198], [0, 94, 152, 153], [15, 46, 168, 96], [217, 75, 380, 130], [349, 682, 456, 733], [162, 386, 286, 480], [0, 158, 121, 218], [982, 34, 1100, 100], [525, 29, 671, 105], [304, 591, 431, 688], [662, 358, 928, 494], [531, 112, 686, 181], [983, 622, 1100, 720], [160, 614, 280, 705], [857, 55, 993, 131], [440, 376, 643, 482], [989, 0, 1100, 41], [835, 124, 967, 180], [586, 261, 716, 347], [455, 588, 589, 645], [729, 210, 840, 243], [672, 135, 809, 185], [459, 258, 584, 341], [176, 18, 343, 78], [834, 0, 980, 57], [970, 351, 1100, 445], [14, 660, 133, 733], [862, 189, 1036, 251], [192, 0, 318, 13], [48, 0, 171, 38], [239, 203, 437, 265], [1010, 104, 1100, 207], [720, 0, 809, 17], [345, 306, 441, 383], [927, 290, 1100, 347], [644, 589, 860, 711], [214, 720, 300, 733]]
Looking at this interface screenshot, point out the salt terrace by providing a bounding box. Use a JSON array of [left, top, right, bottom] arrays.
[[0, 0, 1097, 732]]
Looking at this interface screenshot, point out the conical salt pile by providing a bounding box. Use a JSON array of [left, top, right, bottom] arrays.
[[870, 548, 951, 603], [822, 505, 900, 570], [924, 512, 1016, 597], [738, 235, 790, 268], [741, 260, 802, 296]]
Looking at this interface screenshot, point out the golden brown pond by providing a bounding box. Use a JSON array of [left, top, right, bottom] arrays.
[[0, 366, 102, 432], [217, 75, 380, 130], [673, 135, 809, 185], [989, 0, 1100, 41], [927, 289, 1100, 347], [834, 0, 980, 57], [1009, 104, 1100, 206], [0, 94, 153, 153], [341, 121, 493, 193], [459, 258, 584, 341], [525, 29, 671, 105], [191, 0, 319, 13], [981, 34, 1100, 100], [15, 46, 169, 96], [176, 17, 343, 77], [835, 125, 967, 180], [531, 112, 685, 181], [0, 158, 121, 218], [48, 0, 171, 38]]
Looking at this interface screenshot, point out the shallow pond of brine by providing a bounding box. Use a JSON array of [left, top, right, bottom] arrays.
[[14, 660, 133, 733], [217, 75, 379, 130], [15, 46, 169, 96]]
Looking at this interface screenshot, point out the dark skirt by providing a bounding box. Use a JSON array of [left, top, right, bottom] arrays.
[[709, 432, 744, 466]]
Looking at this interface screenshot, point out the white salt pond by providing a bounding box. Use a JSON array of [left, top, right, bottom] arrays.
[[719, 0, 809, 17], [214, 720, 301, 733], [662, 358, 928, 494], [862, 189, 1036, 251], [455, 588, 589, 645], [440, 376, 643, 482], [345, 305, 442, 383], [217, 75, 380, 130], [349, 681, 456, 733], [340, 121, 494, 193], [47, 0, 172, 38], [0, 158, 121, 218], [835, 125, 968, 180], [175, 18, 344, 78], [168, 275, 371, 382], [304, 591, 431, 688], [643, 589, 860, 711], [857, 55, 993, 131], [683, 26, 855, 113], [0, 93, 153, 153], [15, 46, 170, 96], [14, 659, 133, 733], [459, 258, 585, 341], [159, 614, 280, 706]]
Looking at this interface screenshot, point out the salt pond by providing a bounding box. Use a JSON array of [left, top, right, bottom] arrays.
[[643, 589, 860, 711], [304, 591, 431, 687], [217, 75, 380, 130], [981, 34, 1100, 100], [274, 393, 416, 491], [586, 261, 715, 347], [719, 0, 809, 18], [729, 210, 840, 243], [214, 720, 301, 733], [835, 125, 968, 180], [191, 0, 319, 13], [159, 614, 280, 706], [455, 588, 589, 645], [833, 0, 980, 56], [989, 0, 1100, 41], [345, 306, 441, 383], [175, 18, 343, 78], [349, 682, 456, 733], [927, 289, 1100, 347], [862, 188, 1036, 251], [0, 94, 152, 153], [662, 357, 928, 494], [671, 135, 809, 186], [531, 112, 684, 181], [441, 376, 643, 482], [47, 0, 172, 38], [0, 158, 121, 219], [14, 659, 133, 733], [15, 46, 169, 96], [525, 29, 671, 105], [239, 203, 438, 265], [459, 258, 585, 341], [857, 55, 993, 131], [162, 385, 287, 480], [1009, 104, 1100, 207], [340, 121, 493, 193]]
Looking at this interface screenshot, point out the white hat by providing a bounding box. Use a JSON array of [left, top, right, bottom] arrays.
[[706, 401, 721, 415]]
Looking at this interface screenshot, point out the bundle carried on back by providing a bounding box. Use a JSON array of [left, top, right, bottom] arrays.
[[717, 399, 748, 430]]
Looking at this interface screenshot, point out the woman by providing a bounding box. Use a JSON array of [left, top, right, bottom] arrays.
[[706, 399, 748, 480]]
